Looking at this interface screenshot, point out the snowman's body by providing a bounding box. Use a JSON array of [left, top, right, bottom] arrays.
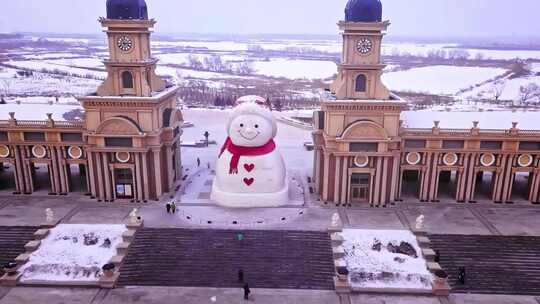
[[211, 102, 289, 207]]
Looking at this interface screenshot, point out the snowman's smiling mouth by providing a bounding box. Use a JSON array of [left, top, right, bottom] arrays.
[[238, 130, 260, 141]]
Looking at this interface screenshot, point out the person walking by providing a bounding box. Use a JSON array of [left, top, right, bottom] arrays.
[[197, 158, 201, 167], [238, 269, 244, 283], [243, 282, 251, 300], [171, 201, 176, 214], [166, 202, 171, 214]]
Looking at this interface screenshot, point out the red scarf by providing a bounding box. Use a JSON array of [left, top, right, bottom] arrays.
[[218, 137, 276, 174]]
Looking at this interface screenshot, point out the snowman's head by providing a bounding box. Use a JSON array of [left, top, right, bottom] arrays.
[[227, 102, 277, 147]]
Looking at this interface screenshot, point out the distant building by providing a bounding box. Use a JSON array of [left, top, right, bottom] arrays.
[[0, 0, 182, 202], [313, 0, 540, 206]]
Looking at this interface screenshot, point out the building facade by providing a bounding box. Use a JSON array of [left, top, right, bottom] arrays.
[[0, 0, 182, 202], [313, 0, 540, 206]]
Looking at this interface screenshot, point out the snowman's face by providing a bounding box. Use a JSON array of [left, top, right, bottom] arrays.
[[229, 114, 273, 147]]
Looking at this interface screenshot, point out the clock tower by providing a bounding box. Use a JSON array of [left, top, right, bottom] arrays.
[[331, 19, 390, 100], [78, 0, 182, 203], [312, 0, 405, 207]]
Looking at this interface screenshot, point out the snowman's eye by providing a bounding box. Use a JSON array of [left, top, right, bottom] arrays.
[[240, 123, 244, 127], [254, 124, 259, 128]]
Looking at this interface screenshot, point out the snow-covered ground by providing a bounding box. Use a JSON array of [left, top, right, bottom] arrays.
[[19, 224, 126, 282], [6, 60, 106, 79], [252, 58, 336, 79], [382, 65, 506, 95], [459, 75, 540, 102], [340, 229, 432, 290]]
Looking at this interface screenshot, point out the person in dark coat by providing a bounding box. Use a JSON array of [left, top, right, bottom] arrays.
[[171, 201, 176, 214], [457, 267, 466, 285], [238, 269, 244, 283], [197, 158, 201, 167], [434, 250, 440, 263], [243, 283, 251, 300], [166, 202, 171, 213]]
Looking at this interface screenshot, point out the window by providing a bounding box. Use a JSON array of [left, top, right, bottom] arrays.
[[24, 132, 45, 142], [121, 71, 134, 89], [404, 140, 426, 149], [350, 142, 378, 152], [105, 137, 133, 147], [355, 74, 367, 92], [351, 173, 370, 185], [61, 133, 83, 142], [0, 132, 7, 142], [314, 111, 325, 130], [442, 140, 464, 149], [480, 141, 502, 150], [519, 142, 540, 151]]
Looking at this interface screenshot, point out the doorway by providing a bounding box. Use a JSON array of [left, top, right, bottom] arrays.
[[67, 164, 88, 193], [350, 173, 370, 203], [438, 170, 458, 201], [511, 172, 532, 202], [0, 162, 16, 192], [473, 171, 495, 202], [114, 168, 134, 199], [402, 170, 420, 199]]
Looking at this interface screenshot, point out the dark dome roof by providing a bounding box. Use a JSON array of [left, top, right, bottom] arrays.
[[106, 0, 148, 20], [345, 0, 382, 23]]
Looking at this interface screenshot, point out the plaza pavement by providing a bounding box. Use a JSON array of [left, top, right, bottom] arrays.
[[2, 194, 540, 303], [1, 194, 540, 236], [1, 286, 540, 304]]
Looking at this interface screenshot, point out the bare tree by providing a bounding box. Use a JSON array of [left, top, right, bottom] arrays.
[[517, 82, 540, 105], [0, 79, 12, 96], [490, 80, 505, 101]]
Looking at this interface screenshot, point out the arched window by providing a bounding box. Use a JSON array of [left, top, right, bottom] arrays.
[[122, 71, 134, 89], [355, 74, 367, 92]]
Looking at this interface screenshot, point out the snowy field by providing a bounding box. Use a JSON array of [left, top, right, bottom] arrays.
[[340, 229, 433, 290], [19, 224, 126, 282], [382, 65, 506, 95], [252, 58, 337, 79]]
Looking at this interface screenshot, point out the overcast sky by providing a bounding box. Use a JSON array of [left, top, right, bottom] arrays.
[[1, 0, 539, 38]]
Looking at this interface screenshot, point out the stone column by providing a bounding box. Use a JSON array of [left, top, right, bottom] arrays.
[[95, 153, 105, 201], [142, 151, 150, 201], [135, 152, 143, 202], [322, 152, 330, 201], [334, 156, 342, 204], [87, 152, 97, 198], [341, 157, 349, 205], [102, 153, 112, 201], [153, 148, 163, 199]]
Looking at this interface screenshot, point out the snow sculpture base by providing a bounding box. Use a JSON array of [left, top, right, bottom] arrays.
[[211, 178, 289, 208]]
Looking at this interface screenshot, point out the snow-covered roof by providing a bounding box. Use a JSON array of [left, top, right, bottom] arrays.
[[0, 103, 82, 121], [402, 110, 540, 130]]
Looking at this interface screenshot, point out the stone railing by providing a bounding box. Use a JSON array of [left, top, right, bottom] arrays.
[[401, 127, 540, 138], [0, 117, 84, 130]]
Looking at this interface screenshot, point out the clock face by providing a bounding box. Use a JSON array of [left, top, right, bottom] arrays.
[[356, 37, 373, 55], [117, 36, 133, 52]]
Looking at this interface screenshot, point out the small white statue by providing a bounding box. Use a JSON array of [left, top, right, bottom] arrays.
[[45, 208, 54, 223], [331, 213, 341, 228], [129, 208, 140, 224], [415, 214, 425, 230]]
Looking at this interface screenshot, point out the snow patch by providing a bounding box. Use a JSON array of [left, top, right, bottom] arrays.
[[19, 224, 126, 282], [340, 229, 432, 290]]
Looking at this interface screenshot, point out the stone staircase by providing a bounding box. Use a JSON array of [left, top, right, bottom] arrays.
[[0, 226, 38, 276], [430, 234, 540, 296], [118, 228, 335, 290]]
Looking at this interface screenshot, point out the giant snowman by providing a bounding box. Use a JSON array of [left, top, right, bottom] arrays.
[[211, 102, 288, 207]]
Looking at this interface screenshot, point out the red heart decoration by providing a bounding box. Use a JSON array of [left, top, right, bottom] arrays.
[[244, 163, 255, 172], [243, 178, 254, 186]]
